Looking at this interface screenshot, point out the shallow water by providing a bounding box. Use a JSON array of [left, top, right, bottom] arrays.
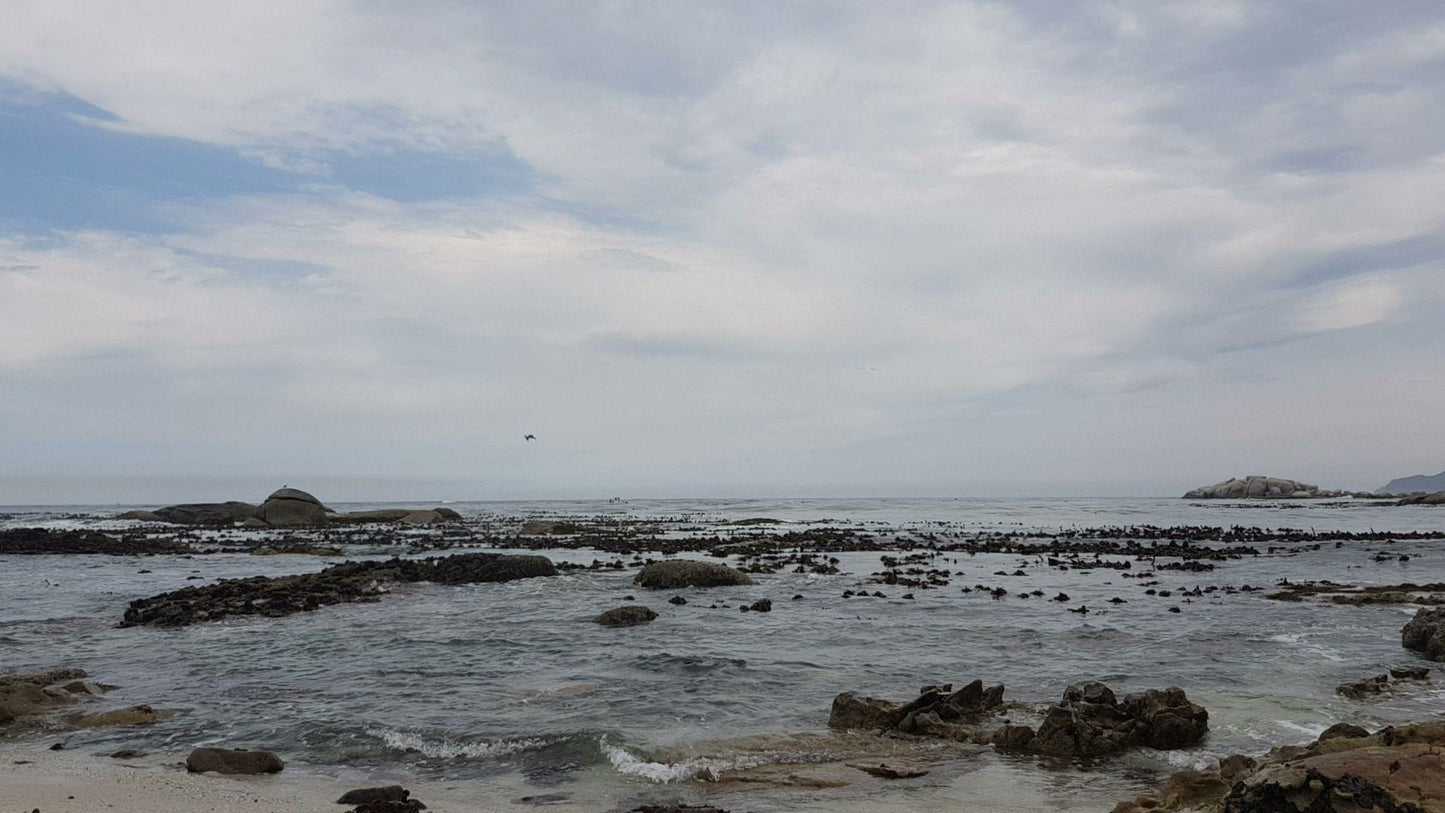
[[2, 497, 1443, 810]]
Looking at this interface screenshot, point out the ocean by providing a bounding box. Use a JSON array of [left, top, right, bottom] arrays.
[[2, 497, 1442, 811]]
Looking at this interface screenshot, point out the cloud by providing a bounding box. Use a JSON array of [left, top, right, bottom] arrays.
[[0, 1, 1443, 499]]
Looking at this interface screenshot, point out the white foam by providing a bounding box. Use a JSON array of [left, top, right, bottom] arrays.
[[600, 737, 771, 784], [367, 727, 548, 759]]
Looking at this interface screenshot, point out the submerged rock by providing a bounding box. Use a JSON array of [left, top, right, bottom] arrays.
[[634, 560, 754, 589], [595, 606, 658, 627], [121, 553, 558, 627], [70, 704, 172, 728], [186, 746, 284, 774], [1403, 608, 1445, 661], [0, 528, 189, 555]]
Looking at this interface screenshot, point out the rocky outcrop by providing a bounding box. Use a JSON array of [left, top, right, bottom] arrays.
[[594, 606, 658, 626], [1398, 491, 1445, 506], [1337, 667, 1429, 699], [0, 668, 91, 727], [1403, 608, 1445, 661], [255, 488, 329, 527], [1184, 476, 1348, 499], [151, 501, 260, 525], [338, 785, 427, 812], [120, 553, 558, 627], [1009, 683, 1208, 757], [0, 528, 190, 555], [634, 560, 754, 589], [829, 680, 1206, 759], [1113, 722, 1445, 813], [186, 747, 284, 774], [71, 704, 172, 727], [1380, 470, 1445, 495]]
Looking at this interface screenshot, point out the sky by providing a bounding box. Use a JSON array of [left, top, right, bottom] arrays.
[[2, 1, 1444, 503]]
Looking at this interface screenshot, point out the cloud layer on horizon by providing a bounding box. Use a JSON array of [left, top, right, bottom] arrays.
[[2, 1, 1443, 502]]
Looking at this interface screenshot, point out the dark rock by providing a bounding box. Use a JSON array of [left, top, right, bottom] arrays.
[[0, 529, 189, 556], [1015, 684, 1207, 757], [185, 747, 284, 774], [1338, 674, 1390, 699], [828, 692, 902, 731], [746, 599, 772, 612], [1218, 754, 1258, 782], [595, 606, 658, 627], [1319, 722, 1371, 741], [1402, 608, 1445, 661], [668, 596, 687, 605], [634, 560, 754, 589], [153, 502, 259, 525], [256, 488, 329, 527], [1390, 666, 1430, 681], [849, 763, 928, 779], [337, 786, 411, 804], [629, 805, 729, 813], [122, 553, 557, 627]]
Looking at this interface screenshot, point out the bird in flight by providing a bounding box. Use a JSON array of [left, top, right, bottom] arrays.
[[524, 434, 536, 441]]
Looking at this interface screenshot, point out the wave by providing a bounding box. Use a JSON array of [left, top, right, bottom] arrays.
[[600, 737, 775, 783], [366, 727, 558, 760]]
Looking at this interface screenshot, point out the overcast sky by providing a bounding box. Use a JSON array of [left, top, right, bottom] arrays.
[[2, 1, 1443, 503]]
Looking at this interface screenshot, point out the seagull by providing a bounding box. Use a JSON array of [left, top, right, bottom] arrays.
[[524, 434, 536, 441]]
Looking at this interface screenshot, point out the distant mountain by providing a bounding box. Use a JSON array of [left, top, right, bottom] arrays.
[[1377, 471, 1445, 494]]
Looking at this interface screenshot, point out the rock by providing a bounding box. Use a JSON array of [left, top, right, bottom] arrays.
[[1403, 607, 1445, 660], [849, 763, 928, 779], [828, 692, 903, 731], [152, 502, 259, 525], [347, 801, 426, 813], [399, 510, 444, 525], [121, 553, 558, 627], [668, 596, 687, 605], [1319, 722, 1371, 740], [0, 682, 73, 725], [337, 786, 411, 805], [1019, 684, 1207, 757], [1218, 754, 1258, 782], [521, 520, 580, 535], [1183, 476, 1348, 500], [1158, 770, 1230, 809], [0, 668, 87, 688], [265, 487, 323, 505], [1223, 744, 1444, 811], [71, 704, 171, 727], [634, 560, 754, 589], [334, 509, 414, 524], [595, 606, 658, 627], [256, 488, 329, 527], [186, 747, 284, 774], [116, 510, 162, 521], [629, 805, 729, 813], [1397, 490, 1445, 505], [746, 599, 772, 612], [0, 529, 189, 555]]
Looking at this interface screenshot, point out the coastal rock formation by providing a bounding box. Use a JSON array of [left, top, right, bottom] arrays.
[[121, 553, 558, 627], [635, 560, 754, 589], [1403, 608, 1445, 661], [1, 668, 91, 726], [595, 606, 658, 626], [186, 747, 285, 774], [119, 488, 462, 527], [0, 528, 190, 555], [1184, 476, 1347, 499], [828, 680, 1206, 759], [149, 501, 260, 525], [1379, 470, 1445, 494], [255, 488, 330, 527], [71, 704, 172, 728], [1398, 491, 1445, 506], [1337, 668, 1430, 699], [1007, 683, 1209, 757], [1115, 722, 1445, 812]]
